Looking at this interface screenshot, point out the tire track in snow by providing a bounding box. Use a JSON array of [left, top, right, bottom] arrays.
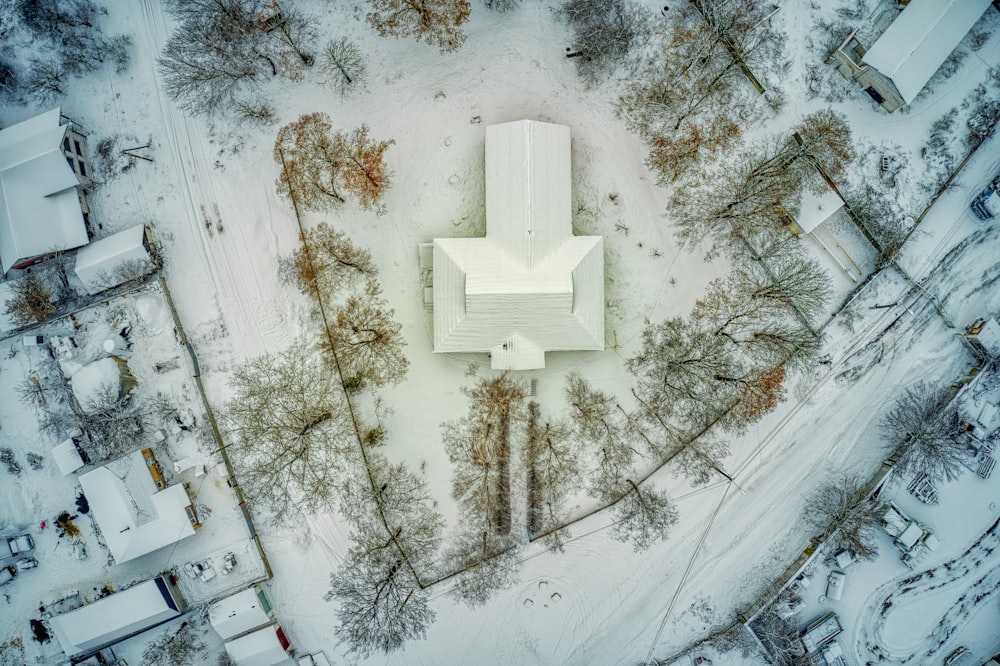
[[137, 0, 269, 360], [853, 516, 1000, 664]]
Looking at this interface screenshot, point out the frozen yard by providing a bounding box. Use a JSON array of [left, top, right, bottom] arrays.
[[0, 0, 999, 665]]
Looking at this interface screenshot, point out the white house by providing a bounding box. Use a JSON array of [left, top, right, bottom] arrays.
[[74, 224, 155, 295], [49, 576, 186, 659], [0, 108, 91, 274], [210, 587, 274, 641], [224, 624, 293, 666], [781, 172, 847, 237], [860, 0, 992, 108], [430, 120, 604, 370], [78, 448, 200, 564]]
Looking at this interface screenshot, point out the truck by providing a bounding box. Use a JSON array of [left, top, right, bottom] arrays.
[[0, 534, 34, 562], [882, 502, 938, 566], [970, 179, 1000, 220]]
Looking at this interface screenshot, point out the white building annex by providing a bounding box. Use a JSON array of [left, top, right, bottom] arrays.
[[861, 0, 993, 106], [78, 448, 199, 564], [74, 224, 154, 295], [430, 120, 604, 370], [0, 108, 90, 274], [210, 587, 273, 641]]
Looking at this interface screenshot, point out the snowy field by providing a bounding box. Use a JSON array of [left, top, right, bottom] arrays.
[[1, 0, 1000, 665]]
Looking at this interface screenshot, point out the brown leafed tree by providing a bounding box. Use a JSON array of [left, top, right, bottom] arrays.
[[365, 0, 471, 53], [645, 115, 741, 185], [289, 223, 377, 302], [274, 113, 394, 213], [730, 365, 785, 426], [321, 280, 409, 388], [3, 273, 57, 327]]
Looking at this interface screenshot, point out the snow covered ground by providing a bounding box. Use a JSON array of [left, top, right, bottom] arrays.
[[1, 0, 999, 664]]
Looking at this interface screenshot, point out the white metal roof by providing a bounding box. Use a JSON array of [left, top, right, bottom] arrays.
[[50, 577, 181, 657], [51, 439, 85, 476], [976, 318, 1000, 356], [794, 179, 845, 235], [74, 224, 152, 294], [78, 450, 196, 564], [210, 587, 271, 640], [432, 120, 604, 369], [862, 0, 992, 105], [225, 625, 291, 666], [0, 108, 89, 273]]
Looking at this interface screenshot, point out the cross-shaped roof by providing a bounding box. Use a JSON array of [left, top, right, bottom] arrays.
[[432, 120, 604, 370]]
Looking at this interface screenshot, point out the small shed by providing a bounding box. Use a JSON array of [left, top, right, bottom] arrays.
[[224, 624, 292, 666], [973, 318, 1000, 357], [51, 439, 85, 475], [210, 587, 273, 641], [74, 225, 154, 295]]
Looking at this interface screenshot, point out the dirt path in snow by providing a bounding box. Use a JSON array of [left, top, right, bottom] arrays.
[[853, 516, 1000, 664]]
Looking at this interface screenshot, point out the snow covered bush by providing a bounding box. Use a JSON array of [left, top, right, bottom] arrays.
[[3, 0, 131, 104]]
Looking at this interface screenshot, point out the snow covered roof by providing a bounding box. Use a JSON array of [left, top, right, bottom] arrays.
[[70, 357, 121, 412], [50, 577, 182, 657], [51, 439, 85, 476], [224, 625, 292, 666], [792, 178, 845, 235], [862, 0, 992, 105], [78, 450, 197, 564], [432, 120, 604, 369], [210, 587, 271, 640], [897, 521, 924, 550], [0, 108, 89, 274], [975, 318, 1000, 356], [74, 224, 152, 295]]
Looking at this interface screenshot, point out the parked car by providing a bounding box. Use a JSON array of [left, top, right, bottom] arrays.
[[0, 534, 33, 561], [970, 180, 1000, 220], [0, 566, 15, 586], [15, 557, 38, 571], [826, 571, 846, 601]]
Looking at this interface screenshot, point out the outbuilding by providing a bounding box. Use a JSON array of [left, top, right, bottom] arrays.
[[74, 224, 155, 295], [49, 576, 186, 659]]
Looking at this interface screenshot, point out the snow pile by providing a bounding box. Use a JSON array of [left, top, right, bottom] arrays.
[[69, 356, 120, 412]]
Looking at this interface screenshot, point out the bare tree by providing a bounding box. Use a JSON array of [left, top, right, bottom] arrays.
[[274, 113, 394, 213], [881, 382, 968, 484], [612, 480, 678, 552], [321, 280, 409, 388], [365, 0, 472, 53], [443, 374, 525, 537], [560, 0, 648, 84], [225, 349, 355, 520], [670, 109, 854, 258], [3, 273, 57, 327], [525, 402, 581, 542], [140, 621, 207, 666], [749, 605, 809, 666], [287, 223, 377, 303], [327, 452, 442, 657], [69, 384, 151, 462], [9, 0, 131, 103], [803, 476, 883, 561], [443, 526, 520, 606], [320, 37, 366, 96], [327, 540, 433, 657], [159, 0, 314, 115]]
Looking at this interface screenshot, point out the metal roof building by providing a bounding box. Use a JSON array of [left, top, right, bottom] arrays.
[[431, 120, 604, 370]]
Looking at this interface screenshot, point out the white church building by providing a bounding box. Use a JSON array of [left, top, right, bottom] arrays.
[[425, 120, 604, 370]]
